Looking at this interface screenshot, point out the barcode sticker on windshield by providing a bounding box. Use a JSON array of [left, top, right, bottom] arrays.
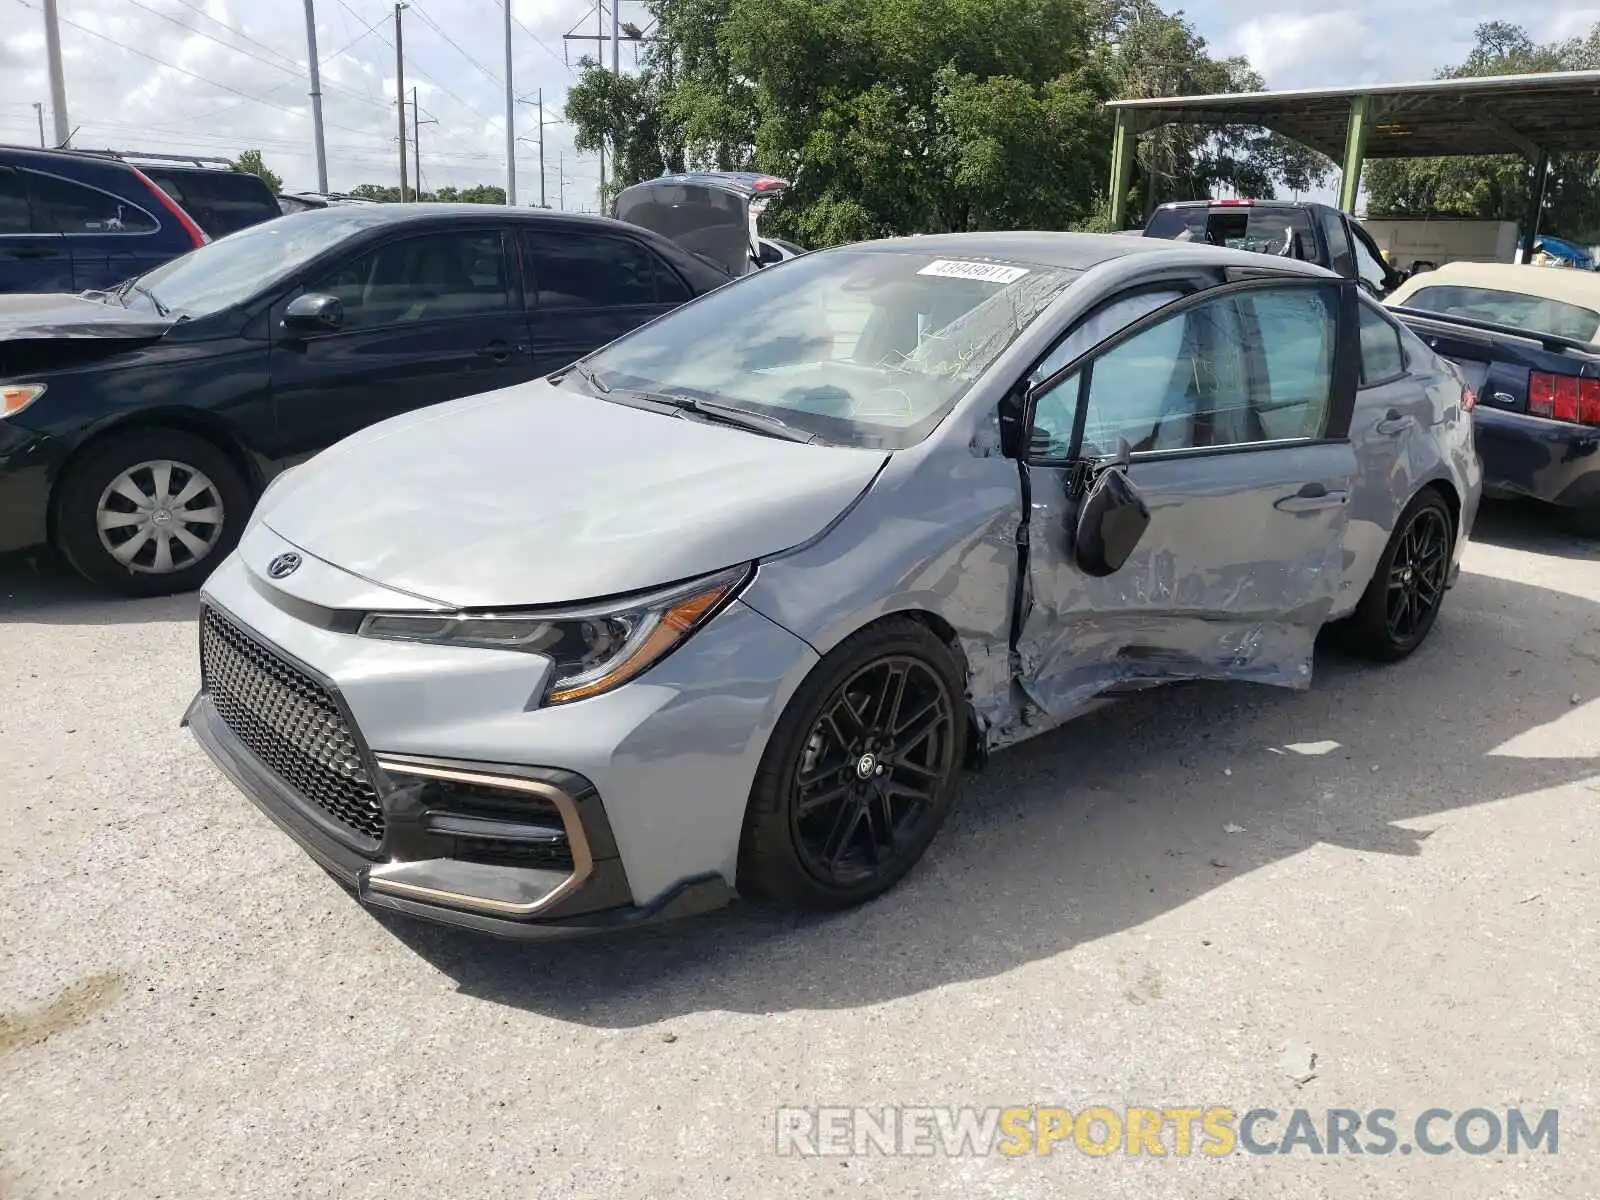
[[918, 259, 1031, 284]]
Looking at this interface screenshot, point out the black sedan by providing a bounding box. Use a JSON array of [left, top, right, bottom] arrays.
[[0, 205, 730, 594]]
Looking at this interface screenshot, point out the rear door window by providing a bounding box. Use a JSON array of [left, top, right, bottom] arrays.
[[522, 230, 675, 307], [1349, 224, 1392, 295], [147, 172, 280, 237], [27, 171, 157, 233], [1357, 303, 1407, 385], [1319, 211, 1354, 277], [0, 170, 34, 232]]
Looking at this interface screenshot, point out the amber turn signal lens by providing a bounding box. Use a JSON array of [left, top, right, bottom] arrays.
[[0, 384, 46, 418]]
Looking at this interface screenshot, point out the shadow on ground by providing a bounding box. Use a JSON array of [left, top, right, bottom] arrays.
[[381, 549, 1600, 1025], [0, 548, 198, 626], [1471, 497, 1599, 560]]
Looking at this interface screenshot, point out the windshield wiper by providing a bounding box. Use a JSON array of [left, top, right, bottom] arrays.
[[637, 392, 814, 443], [131, 282, 170, 317], [571, 361, 611, 394]]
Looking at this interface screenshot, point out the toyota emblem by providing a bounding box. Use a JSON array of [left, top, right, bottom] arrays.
[[266, 552, 302, 579]]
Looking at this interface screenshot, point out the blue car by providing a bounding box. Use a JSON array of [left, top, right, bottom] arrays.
[[0, 144, 210, 293]]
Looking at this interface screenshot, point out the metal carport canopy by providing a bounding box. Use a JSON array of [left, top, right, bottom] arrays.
[[1102, 69, 1600, 233]]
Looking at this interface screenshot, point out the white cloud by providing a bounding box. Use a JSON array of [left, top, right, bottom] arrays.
[[0, 0, 620, 209]]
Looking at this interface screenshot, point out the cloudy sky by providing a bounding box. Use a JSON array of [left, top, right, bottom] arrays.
[[1, 0, 1597, 214]]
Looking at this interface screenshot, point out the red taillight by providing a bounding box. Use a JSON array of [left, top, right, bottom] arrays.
[[1460, 386, 1477, 412], [1583, 378, 1600, 425], [130, 166, 209, 248], [1528, 370, 1598, 425], [1214, 198, 1254, 206]]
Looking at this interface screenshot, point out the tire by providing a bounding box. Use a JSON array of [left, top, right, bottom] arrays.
[[737, 617, 968, 912], [1343, 487, 1455, 662], [54, 429, 251, 598]]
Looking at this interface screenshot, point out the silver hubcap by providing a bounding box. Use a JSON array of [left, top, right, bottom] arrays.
[[95, 459, 225, 575]]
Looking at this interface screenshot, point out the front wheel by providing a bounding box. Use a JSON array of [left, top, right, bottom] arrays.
[[737, 618, 968, 911], [1344, 488, 1455, 662], [54, 430, 250, 597]]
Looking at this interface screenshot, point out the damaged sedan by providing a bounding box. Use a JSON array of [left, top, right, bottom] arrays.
[[185, 232, 1481, 938]]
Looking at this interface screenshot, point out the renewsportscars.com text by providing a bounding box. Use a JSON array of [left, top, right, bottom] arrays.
[[775, 1106, 1560, 1158]]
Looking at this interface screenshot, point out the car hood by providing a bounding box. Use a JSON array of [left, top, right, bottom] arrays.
[[0, 292, 176, 340], [259, 379, 888, 609]]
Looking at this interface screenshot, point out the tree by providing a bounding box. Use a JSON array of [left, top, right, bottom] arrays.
[[234, 149, 282, 195], [1097, 0, 1331, 219], [343, 183, 508, 204], [1364, 22, 1600, 242], [564, 0, 1330, 244]]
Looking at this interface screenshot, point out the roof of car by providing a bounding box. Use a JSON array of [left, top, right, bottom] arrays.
[[848, 230, 1337, 277], [1389, 260, 1600, 308], [276, 202, 642, 229]]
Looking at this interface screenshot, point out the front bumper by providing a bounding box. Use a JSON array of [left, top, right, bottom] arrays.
[[183, 532, 818, 938], [1474, 407, 1600, 508], [185, 690, 728, 939], [0, 424, 54, 556]]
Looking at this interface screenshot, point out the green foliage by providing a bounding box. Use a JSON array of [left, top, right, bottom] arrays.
[[562, 0, 1324, 244], [343, 183, 508, 204], [233, 150, 281, 195], [1364, 22, 1600, 241]]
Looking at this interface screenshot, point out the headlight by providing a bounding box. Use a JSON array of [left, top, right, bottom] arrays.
[[358, 564, 751, 705]]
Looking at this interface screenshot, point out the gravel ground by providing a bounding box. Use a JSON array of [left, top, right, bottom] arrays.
[[2, 500, 1597, 1200]]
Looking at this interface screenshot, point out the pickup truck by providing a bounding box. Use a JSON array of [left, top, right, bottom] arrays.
[[1144, 199, 1406, 297]]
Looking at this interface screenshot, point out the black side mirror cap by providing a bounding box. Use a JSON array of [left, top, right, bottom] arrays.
[[283, 292, 343, 336], [1074, 465, 1150, 577]]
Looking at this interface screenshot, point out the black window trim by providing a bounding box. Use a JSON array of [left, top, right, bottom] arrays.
[[297, 222, 517, 335], [520, 227, 679, 311], [1355, 297, 1410, 388], [25, 168, 161, 238], [1023, 273, 1360, 467]]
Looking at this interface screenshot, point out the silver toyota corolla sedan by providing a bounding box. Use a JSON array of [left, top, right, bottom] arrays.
[[185, 232, 1482, 939]]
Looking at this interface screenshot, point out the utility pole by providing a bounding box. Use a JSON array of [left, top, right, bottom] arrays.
[[41, 0, 70, 146], [558, 151, 565, 211], [537, 90, 545, 208], [410, 88, 437, 199], [32, 102, 45, 147], [394, 3, 409, 201], [503, 0, 516, 204], [596, 0, 605, 203], [611, 0, 619, 72], [304, 0, 329, 192]]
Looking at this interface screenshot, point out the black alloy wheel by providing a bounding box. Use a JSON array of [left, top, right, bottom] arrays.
[[790, 656, 957, 889], [1344, 488, 1455, 662], [1385, 504, 1451, 646], [737, 618, 968, 911]]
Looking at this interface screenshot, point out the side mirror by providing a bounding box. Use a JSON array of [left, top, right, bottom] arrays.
[[1073, 464, 1150, 577], [283, 292, 343, 336]]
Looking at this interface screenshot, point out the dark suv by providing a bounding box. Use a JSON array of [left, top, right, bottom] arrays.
[[0, 144, 211, 293]]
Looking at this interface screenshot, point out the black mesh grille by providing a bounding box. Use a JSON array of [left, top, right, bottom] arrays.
[[201, 606, 384, 845]]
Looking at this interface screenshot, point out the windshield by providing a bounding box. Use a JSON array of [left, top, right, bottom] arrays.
[[130, 210, 389, 319], [1400, 283, 1600, 343], [574, 248, 1079, 448]]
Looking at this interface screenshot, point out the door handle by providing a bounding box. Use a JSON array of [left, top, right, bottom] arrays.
[[1274, 481, 1349, 512], [1376, 409, 1412, 436], [477, 339, 511, 363]]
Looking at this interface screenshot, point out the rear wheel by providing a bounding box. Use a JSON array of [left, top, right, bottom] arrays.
[[54, 430, 249, 597], [1344, 488, 1455, 662], [737, 618, 967, 911]]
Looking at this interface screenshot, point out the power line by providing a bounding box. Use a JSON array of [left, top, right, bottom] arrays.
[[511, 9, 574, 73], [8, 0, 388, 141], [330, 0, 497, 124], [165, 0, 304, 73], [412, 3, 501, 86]]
